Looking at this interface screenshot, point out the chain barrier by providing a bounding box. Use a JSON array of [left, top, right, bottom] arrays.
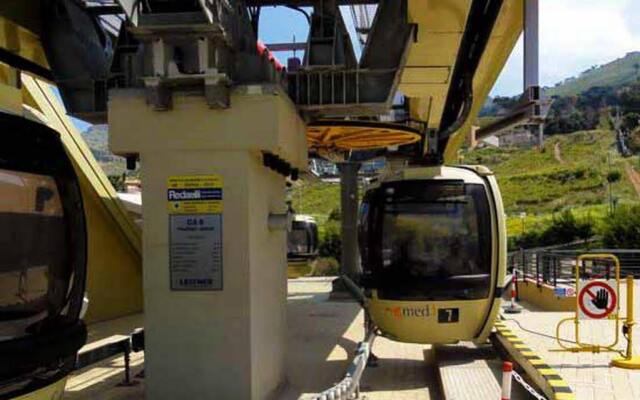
[[315, 332, 376, 400], [512, 370, 547, 400]]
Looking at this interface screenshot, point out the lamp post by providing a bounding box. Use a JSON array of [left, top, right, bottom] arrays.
[[520, 212, 527, 235]]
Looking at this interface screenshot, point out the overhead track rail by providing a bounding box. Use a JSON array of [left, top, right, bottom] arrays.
[[436, 0, 505, 158]]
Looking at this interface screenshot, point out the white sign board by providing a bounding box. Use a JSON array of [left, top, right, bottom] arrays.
[[169, 214, 223, 290]]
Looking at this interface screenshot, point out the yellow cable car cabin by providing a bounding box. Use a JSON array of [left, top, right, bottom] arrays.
[[0, 112, 87, 399], [358, 165, 507, 344], [287, 215, 319, 278]]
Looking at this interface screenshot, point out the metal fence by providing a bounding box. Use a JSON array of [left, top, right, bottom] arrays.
[[509, 248, 640, 288]]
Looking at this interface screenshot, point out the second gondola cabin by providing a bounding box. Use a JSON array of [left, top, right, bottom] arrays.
[[287, 215, 319, 278], [358, 165, 507, 344]]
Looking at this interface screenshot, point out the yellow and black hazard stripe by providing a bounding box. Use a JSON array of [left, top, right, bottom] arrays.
[[493, 321, 575, 400]]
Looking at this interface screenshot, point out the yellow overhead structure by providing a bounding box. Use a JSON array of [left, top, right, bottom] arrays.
[[0, 14, 48, 71], [400, 0, 472, 130], [401, 0, 524, 162]]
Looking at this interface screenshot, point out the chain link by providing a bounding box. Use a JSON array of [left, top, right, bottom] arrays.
[[512, 370, 548, 400]]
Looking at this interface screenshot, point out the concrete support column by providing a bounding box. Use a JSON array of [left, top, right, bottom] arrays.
[[338, 162, 360, 280], [108, 87, 307, 399], [524, 0, 543, 148]]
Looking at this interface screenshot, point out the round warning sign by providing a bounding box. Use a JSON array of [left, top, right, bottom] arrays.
[[578, 281, 617, 319]]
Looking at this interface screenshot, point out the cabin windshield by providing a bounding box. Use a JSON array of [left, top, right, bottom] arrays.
[[0, 169, 69, 338], [377, 180, 492, 300]]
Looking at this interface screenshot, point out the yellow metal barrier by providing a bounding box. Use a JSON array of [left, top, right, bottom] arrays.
[[555, 254, 621, 353], [555, 254, 640, 369]]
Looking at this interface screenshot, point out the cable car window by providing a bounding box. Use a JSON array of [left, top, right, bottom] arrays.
[[287, 220, 319, 257], [0, 169, 69, 339], [288, 222, 311, 255], [372, 180, 492, 301]]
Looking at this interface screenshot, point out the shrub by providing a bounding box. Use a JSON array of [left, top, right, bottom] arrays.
[[606, 170, 622, 183], [311, 257, 340, 276], [510, 210, 595, 250], [622, 112, 640, 132], [319, 220, 341, 261], [601, 205, 640, 248], [108, 174, 125, 192], [629, 127, 640, 153], [328, 208, 341, 221]]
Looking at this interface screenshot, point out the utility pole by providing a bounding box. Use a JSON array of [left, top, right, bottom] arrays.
[[608, 152, 613, 214], [524, 0, 543, 148], [338, 162, 361, 281]]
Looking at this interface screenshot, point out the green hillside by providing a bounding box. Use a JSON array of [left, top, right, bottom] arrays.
[[82, 125, 126, 176], [291, 130, 640, 238], [463, 130, 638, 212], [464, 130, 640, 235], [545, 52, 640, 97]]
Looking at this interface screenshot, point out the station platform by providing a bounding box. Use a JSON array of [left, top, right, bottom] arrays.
[[66, 277, 535, 399], [502, 280, 640, 400]]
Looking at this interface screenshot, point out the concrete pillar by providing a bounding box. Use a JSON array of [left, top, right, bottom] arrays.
[[338, 162, 360, 280], [523, 0, 539, 90], [108, 86, 307, 399]]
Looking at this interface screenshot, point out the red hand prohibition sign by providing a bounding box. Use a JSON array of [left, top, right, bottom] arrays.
[[578, 281, 617, 319]]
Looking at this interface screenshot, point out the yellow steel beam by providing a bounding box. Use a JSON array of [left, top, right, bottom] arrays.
[[0, 63, 22, 113], [0, 14, 49, 71], [401, 0, 524, 161], [401, 0, 472, 130]]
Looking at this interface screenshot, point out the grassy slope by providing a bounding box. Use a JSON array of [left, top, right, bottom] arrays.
[[545, 52, 640, 97], [464, 130, 640, 235], [291, 130, 640, 238]]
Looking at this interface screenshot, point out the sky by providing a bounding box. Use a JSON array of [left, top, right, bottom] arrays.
[[491, 0, 640, 96]]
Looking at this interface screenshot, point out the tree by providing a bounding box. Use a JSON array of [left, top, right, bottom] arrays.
[[607, 170, 622, 183], [629, 127, 640, 153], [602, 205, 640, 248], [622, 113, 640, 132], [619, 84, 640, 112]]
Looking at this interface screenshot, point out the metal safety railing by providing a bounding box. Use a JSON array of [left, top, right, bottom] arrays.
[[508, 247, 640, 288], [75, 328, 145, 386]]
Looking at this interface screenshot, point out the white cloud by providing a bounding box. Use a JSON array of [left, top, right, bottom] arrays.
[[492, 0, 640, 96]]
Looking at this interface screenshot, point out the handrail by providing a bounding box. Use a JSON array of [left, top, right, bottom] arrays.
[[509, 248, 640, 289]]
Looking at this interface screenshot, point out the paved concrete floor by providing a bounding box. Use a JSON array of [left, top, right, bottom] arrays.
[[503, 280, 640, 400], [283, 278, 440, 400], [65, 277, 531, 399]]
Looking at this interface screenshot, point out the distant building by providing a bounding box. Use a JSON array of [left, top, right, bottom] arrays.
[[499, 127, 538, 148], [470, 125, 538, 149]]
